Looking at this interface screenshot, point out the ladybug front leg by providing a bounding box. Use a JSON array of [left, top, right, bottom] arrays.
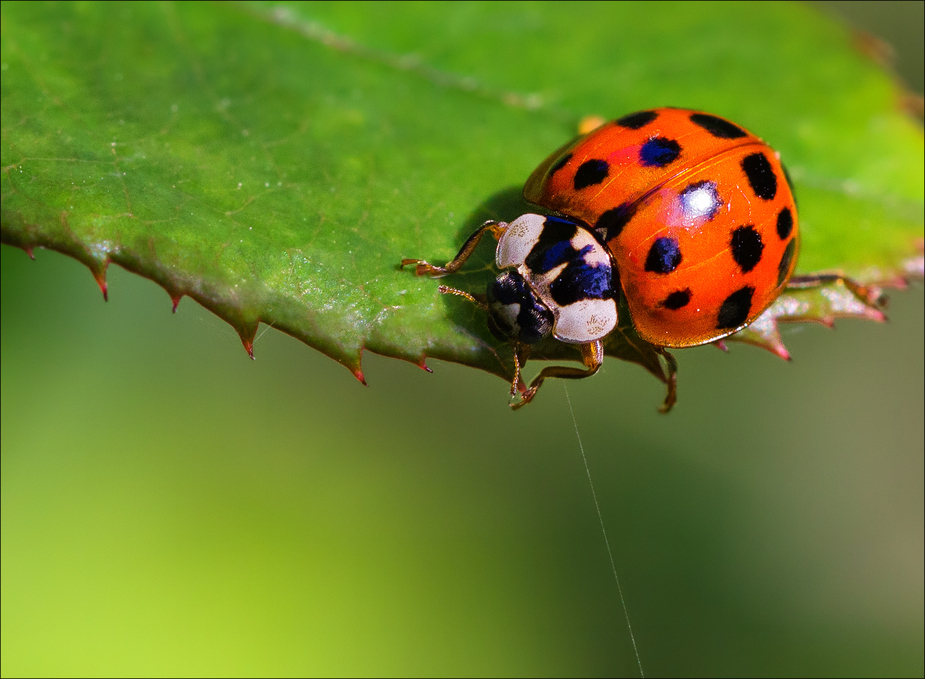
[[511, 340, 604, 410], [401, 220, 507, 278]]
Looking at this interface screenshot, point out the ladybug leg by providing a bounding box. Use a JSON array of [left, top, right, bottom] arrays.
[[656, 348, 678, 414], [436, 284, 488, 310], [787, 274, 886, 307], [510, 345, 530, 397], [510, 340, 604, 410], [401, 220, 507, 278]]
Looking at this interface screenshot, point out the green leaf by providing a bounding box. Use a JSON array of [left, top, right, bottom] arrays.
[[2, 1, 922, 386]]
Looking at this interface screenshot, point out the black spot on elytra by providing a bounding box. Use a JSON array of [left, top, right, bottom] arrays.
[[679, 180, 722, 222], [573, 159, 610, 190], [741, 152, 777, 200], [549, 153, 572, 178], [777, 238, 796, 287], [730, 225, 764, 273], [524, 216, 579, 274], [716, 286, 755, 329], [616, 110, 658, 129], [645, 237, 682, 274], [776, 207, 793, 240], [594, 202, 637, 242], [689, 113, 747, 139], [661, 289, 692, 310], [640, 137, 681, 167]]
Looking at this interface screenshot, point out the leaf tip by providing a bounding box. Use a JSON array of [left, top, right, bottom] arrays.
[[91, 266, 109, 302], [725, 314, 792, 360], [770, 341, 792, 362], [231, 319, 259, 359], [237, 328, 256, 359]]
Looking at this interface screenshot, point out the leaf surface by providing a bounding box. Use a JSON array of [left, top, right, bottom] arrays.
[[2, 1, 922, 382]]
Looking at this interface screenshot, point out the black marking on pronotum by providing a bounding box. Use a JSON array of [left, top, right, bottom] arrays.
[[716, 286, 755, 329], [741, 152, 777, 200], [573, 159, 610, 190], [689, 113, 747, 139], [730, 225, 764, 273], [616, 110, 658, 129], [524, 216, 579, 274], [645, 237, 682, 274], [549, 255, 614, 307]]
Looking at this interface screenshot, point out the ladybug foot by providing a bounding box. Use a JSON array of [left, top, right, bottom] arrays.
[[400, 259, 450, 278], [510, 386, 539, 410], [401, 220, 508, 280], [507, 340, 604, 410]]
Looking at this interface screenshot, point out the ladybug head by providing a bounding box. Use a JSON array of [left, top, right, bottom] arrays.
[[486, 271, 554, 345]]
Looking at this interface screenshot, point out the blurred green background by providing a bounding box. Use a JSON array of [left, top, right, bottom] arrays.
[[2, 2, 922, 676]]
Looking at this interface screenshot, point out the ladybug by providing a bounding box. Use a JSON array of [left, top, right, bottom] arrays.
[[402, 108, 826, 408]]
